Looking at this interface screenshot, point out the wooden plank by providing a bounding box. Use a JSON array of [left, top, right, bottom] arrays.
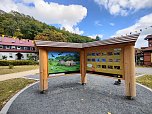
[[80, 49, 87, 84], [35, 34, 140, 48], [124, 45, 136, 99], [45, 47, 81, 52], [39, 48, 48, 92]]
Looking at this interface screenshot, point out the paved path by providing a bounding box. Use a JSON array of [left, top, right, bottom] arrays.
[[0, 69, 39, 81], [6, 74, 152, 114], [0, 67, 151, 81], [136, 67, 152, 75]]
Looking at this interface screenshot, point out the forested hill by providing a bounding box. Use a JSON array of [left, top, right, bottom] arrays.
[[0, 10, 95, 43]]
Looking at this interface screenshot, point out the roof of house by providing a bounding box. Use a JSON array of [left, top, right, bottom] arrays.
[[145, 35, 152, 40], [35, 34, 140, 48], [142, 47, 152, 51], [0, 37, 34, 47]]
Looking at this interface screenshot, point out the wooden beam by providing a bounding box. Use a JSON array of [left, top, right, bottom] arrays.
[[39, 48, 48, 93], [80, 49, 87, 84], [124, 45, 136, 99]]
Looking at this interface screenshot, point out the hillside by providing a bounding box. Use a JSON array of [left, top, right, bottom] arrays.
[[0, 10, 95, 43]]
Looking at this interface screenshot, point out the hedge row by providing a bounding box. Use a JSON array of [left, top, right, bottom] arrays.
[[0, 60, 39, 66]]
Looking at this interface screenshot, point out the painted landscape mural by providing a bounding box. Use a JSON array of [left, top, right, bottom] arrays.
[[48, 51, 80, 74]]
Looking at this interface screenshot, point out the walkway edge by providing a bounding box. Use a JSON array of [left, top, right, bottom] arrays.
[[0, 81, 39, 114], [136, 82, 152, 92]]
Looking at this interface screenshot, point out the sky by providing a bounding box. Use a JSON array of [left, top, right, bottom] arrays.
[[0, 0, 152, 48], [48, 52, 78, 59]]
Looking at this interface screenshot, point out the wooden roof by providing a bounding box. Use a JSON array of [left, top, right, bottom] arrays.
[[35, 34, 140, 48]]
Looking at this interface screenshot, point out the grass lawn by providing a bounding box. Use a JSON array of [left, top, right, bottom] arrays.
[[48, 60, 80, 73], [136, 75, 152, 89], [0, 65, 39, 75], [0, 78, 36, 110]]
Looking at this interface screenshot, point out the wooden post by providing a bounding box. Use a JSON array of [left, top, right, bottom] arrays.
[[39, 48, 48, 93], [124, 45, 136, 99], [80, 49, 87, 84]]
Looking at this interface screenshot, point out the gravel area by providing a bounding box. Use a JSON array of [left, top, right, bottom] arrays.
[[7, 74, 152, 114]]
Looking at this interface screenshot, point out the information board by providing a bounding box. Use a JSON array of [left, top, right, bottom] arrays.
[[48, 51, 80, 74], [87, 48, 123, 78]]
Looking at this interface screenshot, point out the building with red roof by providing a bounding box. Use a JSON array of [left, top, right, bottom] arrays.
[[0, 36, 37, 60], [142, 35, 152, 66]]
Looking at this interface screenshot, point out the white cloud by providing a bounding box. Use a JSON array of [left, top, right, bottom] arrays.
[[89, 34, 103, 39], [62, 25, 84, 35], [113, 13, 152, 48], [94, 0, 152, 16], [94, 20, 102, 26], [0, 0, 18, 12], [110, 23, 115, 26], [0, 0, 87, 34]]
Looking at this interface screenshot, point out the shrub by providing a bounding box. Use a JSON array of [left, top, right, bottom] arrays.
[[9, 64, 14, 69], [0, 60, 39, 66]]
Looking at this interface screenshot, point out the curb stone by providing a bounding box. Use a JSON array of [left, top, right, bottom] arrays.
[[0, 81, 39, 114]]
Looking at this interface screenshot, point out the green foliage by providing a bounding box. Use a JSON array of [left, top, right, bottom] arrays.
[[8, 64, 14, 69], [96, 35, 100, 41], [2, 55, 7, 60], [55, 54, 80, 61], [0, 60, 38, 66], [136, 75, 152, 89], [0, 10, 95, 43], [0, 78, 36, 110], [0, 11, 48, 39]]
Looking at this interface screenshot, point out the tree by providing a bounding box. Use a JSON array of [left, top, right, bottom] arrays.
[[96, 35, 100, 41], [0, 10, 95, 43]]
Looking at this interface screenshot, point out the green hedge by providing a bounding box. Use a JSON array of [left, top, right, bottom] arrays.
[[0, 60, 39, 66]]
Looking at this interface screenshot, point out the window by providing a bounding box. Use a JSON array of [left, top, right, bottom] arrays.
[[108, 65, 113, 69], [96, 58, 100, 62], [114, 48, 121, 55], [114, 59, 120, 62], [97, 65, 101, 68], [101, 58, 106, 62], [101, 52, 106, 56], [114, 51, 120, 55], [87, 59, 91, 62], [96, 53, 101, 56], [140, 57, 143, 60], [109, 59, 113, 62], [24, 47, 28, 50], [102, 65, 106, 69], [92, 53, 96, 56], [17, 46, 21, 50], [9, 53, 13, 58], [11, 46, 16, 49], [6, 45, 10, 49], [107, 52, 113, 56], [0, 45, 3, 49], [11, 40, 15, 43], [32, 47, 35, 50], [114, 66, 120, 70], [92, 58, 95, 62]]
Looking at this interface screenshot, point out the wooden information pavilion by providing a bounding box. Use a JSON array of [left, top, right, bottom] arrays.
[[35, 34, 139, 99]]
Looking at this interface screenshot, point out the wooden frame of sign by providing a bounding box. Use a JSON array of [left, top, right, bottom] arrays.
[[35, 34, 139, 99]]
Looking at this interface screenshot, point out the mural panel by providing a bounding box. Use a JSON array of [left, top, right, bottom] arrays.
[[48, 52, 80, 74]]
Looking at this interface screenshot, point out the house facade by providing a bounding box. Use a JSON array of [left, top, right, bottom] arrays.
[[135, 48, 144, 65], [142, 35, 152, 66], [0, 36, 37, 60]]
